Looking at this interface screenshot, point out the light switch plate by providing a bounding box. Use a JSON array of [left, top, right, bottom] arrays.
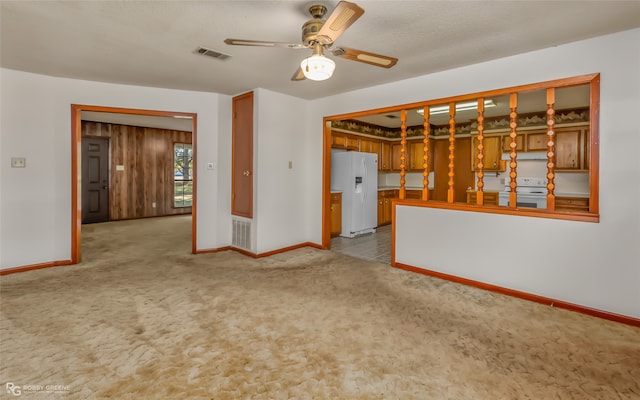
[[11, 157, 26, 168]]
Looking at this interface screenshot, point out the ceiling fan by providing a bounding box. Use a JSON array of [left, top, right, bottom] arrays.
[[224, 1, 398, 81]]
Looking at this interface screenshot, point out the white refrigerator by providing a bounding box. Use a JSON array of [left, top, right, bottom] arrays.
[[331, 151, 378, 238]]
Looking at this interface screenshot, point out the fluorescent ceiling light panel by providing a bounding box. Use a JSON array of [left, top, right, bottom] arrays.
[[417, 100, 496, 115]]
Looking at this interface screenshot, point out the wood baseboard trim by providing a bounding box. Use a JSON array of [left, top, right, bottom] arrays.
[[394, 262, 640, 327], [1, 243, 322, 275], [231, 242, 322, 258], [0, 260, 74, 276], [194, 246, 231, 254]]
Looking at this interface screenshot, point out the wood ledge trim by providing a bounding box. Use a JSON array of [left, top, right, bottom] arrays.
[[0, 260, 73, 276], [394, 262, 640, 327], [393, 200, 600, 223]]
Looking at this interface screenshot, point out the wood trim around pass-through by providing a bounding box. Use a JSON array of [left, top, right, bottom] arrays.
[[322, 120, 333, 249], [321, 74, 601, 247]]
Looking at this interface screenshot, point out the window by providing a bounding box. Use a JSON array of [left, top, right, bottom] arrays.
[[174, 143, 193, 207]]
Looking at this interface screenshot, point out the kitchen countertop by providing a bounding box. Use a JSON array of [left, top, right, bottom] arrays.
[[466, 189, 589, 198], [378, 186, 431, 191], [555, 192, 589, 198]]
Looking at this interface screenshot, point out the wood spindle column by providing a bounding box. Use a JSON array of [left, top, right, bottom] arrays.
[[399, 109, 407, 200], [422, 106, 430, 201], [476, 98, 485, 205], [447, 103, 456, 203], [546, 88, 556, 210], [508, 93, 518, 208]]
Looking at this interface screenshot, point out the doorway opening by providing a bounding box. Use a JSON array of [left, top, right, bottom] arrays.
[[322, 121, 393, 264], [71, 105, 198, 263]]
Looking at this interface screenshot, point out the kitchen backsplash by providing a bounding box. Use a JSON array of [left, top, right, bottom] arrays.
[[379, 172, 434, 188], [380, 161, 589, 195], [482, 160, 590, 194]]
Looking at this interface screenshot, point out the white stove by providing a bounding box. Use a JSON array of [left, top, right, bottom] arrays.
[[498, 177, 548, 209]]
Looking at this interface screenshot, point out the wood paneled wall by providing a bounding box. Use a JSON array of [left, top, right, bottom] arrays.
[[82, 121, 192, 220]]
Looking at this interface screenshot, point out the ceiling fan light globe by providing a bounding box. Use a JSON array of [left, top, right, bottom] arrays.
[[300, 55, 335, 81]]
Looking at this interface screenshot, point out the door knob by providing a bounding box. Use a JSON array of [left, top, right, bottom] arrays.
[[102, 185, 108, 189], [243, 170, 252, 176]]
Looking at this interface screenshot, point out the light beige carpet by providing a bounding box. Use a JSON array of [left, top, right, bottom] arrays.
[[1, 216, 638, 399]]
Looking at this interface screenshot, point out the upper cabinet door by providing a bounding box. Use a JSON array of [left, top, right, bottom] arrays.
[[471, 136, 504, 171], [555, 128, 583, 170], [232, 91, 254, 218]]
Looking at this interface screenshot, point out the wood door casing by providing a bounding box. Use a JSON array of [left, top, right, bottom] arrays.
[[71, 104, 198, 264], [232, 92, 254, 218], [82, 136, 109, 223]]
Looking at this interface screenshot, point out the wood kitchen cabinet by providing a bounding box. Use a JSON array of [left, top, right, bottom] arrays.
[[466, 190, 499, 206], [360, 139, 383, 171], [387, 140, 433, 172], [391, 143, 403, 170], [407, 140, 433, 172], [502, 135, 525, 152], [525, 127, 588, 171], [555, 128, 583, 170], [377, 194, 385, 226], [379, 142, 391, 171], [359, 138, 380, 155], [330, 192, 342, 237], [555, 196, 589, 212], [408, 140, 424, 170], [369, 141, 381, 158], [359, 138, 372, 152], [377, 190, 398, 226], [332, 132, 359, 150], [471, 136, 505, 171], [526, 132, 548, 151]]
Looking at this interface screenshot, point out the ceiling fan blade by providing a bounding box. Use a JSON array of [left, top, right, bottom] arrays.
[[291, 67, 306, 81], [331, 47, 398, 68], [316, 1, 364, 45], [224, 38, 307, 49]]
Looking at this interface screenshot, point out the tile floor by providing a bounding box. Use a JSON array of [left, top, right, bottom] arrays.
[[330, 224, 392, 264]]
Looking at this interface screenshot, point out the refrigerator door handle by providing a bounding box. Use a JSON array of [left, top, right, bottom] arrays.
[[362, 158, 367, 204]]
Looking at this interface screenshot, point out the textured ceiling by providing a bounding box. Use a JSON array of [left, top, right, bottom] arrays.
[[2, 0, 640, 102]]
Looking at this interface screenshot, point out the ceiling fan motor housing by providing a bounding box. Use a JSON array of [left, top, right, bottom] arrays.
[[302, 5, 327, 46]]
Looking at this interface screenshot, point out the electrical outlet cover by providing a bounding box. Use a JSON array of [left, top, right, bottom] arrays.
[[11, 157, 26, 168]]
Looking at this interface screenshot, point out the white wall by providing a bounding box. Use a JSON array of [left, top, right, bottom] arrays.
[[307, 28, 640, 318], [0, 69, 228, 268], [254, 88, 310, 253]]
